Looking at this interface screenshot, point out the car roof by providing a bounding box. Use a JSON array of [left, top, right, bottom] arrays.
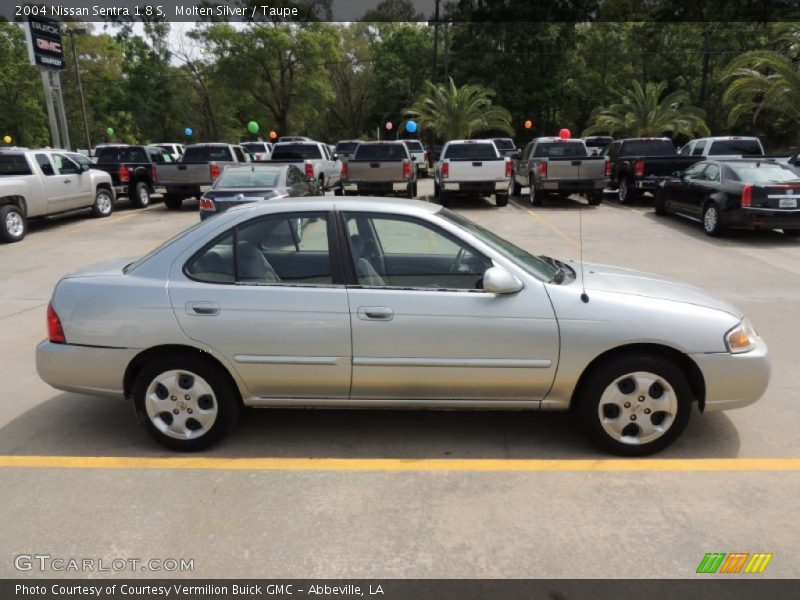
[[224, 196, 439, 218]]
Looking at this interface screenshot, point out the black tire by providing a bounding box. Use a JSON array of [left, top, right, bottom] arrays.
[[783, 228, 800, 237], [406, 183, 414, 199], [654, 188, 667, 216], [0, 204, 27, 243], [439, 189, 451, 207], [702, 202, 725, 237], [529, 177, 543, 206], [163, 194, 183, 210], [133, 354, 240, 451], [334, 185, 344, 196], [411, 182, 418, 198], [618, 177, 638, 204], [91, 187, 114, 218], [434, 181, 440, 198], [511, 177, 522, 196], [588, 193, 603, 206], [576, 354, 693, 456], [131, 181, 151, 208], [495, 193, 509, 207]]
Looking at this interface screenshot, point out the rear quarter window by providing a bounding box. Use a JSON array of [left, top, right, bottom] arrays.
[[0, 154, 33, 176]]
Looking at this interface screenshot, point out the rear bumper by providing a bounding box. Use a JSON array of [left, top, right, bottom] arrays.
[[442, 180, 508, 193], [541, 179, 607, 193], [36, 340, 138, 399], [163, 184, 209, 196], [635, 179, 660, 190], [342, 180, 412, 193], [726, 207, 800, 229], [690, 338, 770, 412]]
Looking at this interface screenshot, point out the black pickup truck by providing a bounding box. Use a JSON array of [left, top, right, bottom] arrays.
[[606, 138, 704, 203], [93, 145, 172, 208]]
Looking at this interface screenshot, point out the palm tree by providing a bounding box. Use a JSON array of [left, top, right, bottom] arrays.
[[403, 77, 513, 140], [583, 80, 709, 138], [722, 27, 800, 126]]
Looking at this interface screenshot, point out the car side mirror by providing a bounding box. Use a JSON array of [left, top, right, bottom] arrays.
[[332, 153, 339, 161], [80, 163, 90, 172], [483, 267, 523, 294], [672, 171, 681, 178]]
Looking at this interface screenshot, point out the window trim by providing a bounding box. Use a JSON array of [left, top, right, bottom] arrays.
[[337, 210, 493, 293], [183, 210, 345, 288]]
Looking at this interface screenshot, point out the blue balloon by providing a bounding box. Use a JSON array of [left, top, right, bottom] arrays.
[[184, 127, 193, 137], [406, 120, 417, 133]]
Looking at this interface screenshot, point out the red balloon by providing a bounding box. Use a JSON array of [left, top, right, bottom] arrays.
[[559, 128, 571, 140]]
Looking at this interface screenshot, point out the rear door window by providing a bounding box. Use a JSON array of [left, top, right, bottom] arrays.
[[34, 154, 55, 176], [353, 144, 408, 161], [691, 140, 706, 156]]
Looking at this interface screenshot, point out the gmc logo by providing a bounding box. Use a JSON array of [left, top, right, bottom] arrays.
[[36, 39, 61, 53]]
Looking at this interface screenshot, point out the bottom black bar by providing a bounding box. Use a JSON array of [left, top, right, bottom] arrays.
[[1, 579, 796, 600]]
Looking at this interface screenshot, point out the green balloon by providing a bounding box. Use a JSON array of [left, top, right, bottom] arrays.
[[106, 127, 114, 136], [247, 121, 259, 134]]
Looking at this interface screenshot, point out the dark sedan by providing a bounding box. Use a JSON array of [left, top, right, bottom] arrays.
[[654, 160, 800, 237], [198, 164, 316, 220]]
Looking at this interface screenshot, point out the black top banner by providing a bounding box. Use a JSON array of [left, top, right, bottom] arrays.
[[4, 0, 800, 23]]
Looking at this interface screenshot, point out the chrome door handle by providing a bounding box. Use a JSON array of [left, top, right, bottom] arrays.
[[357, 306, 394, 321], [186, 301, 220, 316], [63, 179, 72, 184]]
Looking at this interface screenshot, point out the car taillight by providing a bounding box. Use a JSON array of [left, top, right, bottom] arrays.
[[538, 162, 548, 178], [118, 166, 129, 183], [151, 165, 157, 184], [403, 159, 411, 179], [741, 184, 752, 207], [341, 162, 348, 179], [47, 303, 65, 344], [505, 158, 512, 178], [634, 160, 644, 177], [209, 164, 220, 180], [199, 197, 216, 212], [442, 162, 449, 179], [604, 159, 612, 176], [305, 162, 314, 178]]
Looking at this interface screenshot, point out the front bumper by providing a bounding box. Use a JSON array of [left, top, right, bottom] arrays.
[[690, 338, 770, 412], [36, 340, 138, 399]]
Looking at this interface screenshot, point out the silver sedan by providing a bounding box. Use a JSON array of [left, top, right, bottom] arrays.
[[36, 198, 770, 455]]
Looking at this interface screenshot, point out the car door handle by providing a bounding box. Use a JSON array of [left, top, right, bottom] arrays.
[[357, 306, 394, 321], [63, 179, 72, 184], [186, 301, 220, 316]]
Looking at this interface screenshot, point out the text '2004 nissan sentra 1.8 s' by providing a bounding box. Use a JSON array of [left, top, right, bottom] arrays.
[[36, 197, 770, 455]]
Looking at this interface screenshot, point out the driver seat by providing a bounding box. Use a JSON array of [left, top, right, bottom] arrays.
[[350, 234, 385, 286]]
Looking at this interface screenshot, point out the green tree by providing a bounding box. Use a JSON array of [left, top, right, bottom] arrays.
[[404, 77, 513, 140], [584, 80, 710, 138]]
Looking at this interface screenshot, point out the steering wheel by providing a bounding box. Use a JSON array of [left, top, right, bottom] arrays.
[[449, 247, 467, 274]]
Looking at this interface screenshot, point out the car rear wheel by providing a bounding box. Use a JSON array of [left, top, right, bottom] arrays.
[[654, 188, 668, 215], [495, 193, 509, 207], [587, 193, 602, 206], [133, 355, 240, 451], [618, 177, 638, 204], [0, 205, 26, 243], [132, 182, 151, 208], [702, 203, 724, 236], [511, 177, 522, 196], [163, 194, 183, 210], [439, 188, 451, 207], [577, 354, 692, 456], [529, 177, 543, 206], [411, 182, 418, 198], [91, 188, 114, 217]]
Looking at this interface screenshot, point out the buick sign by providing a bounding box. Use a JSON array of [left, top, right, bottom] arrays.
[[26, 16, 64, 71]]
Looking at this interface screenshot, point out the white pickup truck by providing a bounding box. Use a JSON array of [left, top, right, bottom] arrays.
[[0, 148, 115, 243], [434, 140, 512, 207], [269, 141, 341, 192]]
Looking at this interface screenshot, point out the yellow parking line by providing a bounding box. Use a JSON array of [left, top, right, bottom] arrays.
[[512, 199, 581, 250], [0, 455, 798, 473]]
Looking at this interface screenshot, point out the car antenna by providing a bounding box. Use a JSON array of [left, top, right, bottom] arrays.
[[579, 203, 589, 303]]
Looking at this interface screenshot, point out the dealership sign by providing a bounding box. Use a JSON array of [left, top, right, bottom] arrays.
[[26, 15, 65, 70]]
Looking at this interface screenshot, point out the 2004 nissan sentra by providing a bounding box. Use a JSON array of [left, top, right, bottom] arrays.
[[36, 197, 770, 455]]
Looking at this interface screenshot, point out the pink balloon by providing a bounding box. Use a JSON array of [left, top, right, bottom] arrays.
[[385, 121, 393, 130], [559, 128, 571, 140]]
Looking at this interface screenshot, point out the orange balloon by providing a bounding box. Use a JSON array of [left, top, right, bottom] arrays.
[[269, 131, 278, 140], [524, 120, 532, 129]]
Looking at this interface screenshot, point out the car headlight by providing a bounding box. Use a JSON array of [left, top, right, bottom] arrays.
[[725, 318, 759, 354]]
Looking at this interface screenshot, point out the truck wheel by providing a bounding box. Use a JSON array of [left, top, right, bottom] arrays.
[[439, 189, 451, 207], [91, 188, 114, 217], [529, 178, 543, 207], [163, 195, 183, 210], [618, 178, 639, 204], [132, 182, 151, 208], [511, 178, 521, 196], [0, 205, 27, 243], [434, 181, 440, 198], [588, 193, 603, 206], [411, 182, 418, 198], [495, 193, 509, 208], [405, 183, 414, 199], [654, 189, 667, 216]]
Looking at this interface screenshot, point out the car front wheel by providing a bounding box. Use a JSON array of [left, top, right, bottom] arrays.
[[133, 354, 240, 451], [91, 188, 114, 217], [0, 205, 27, 243], [577, 354, 692, 456]]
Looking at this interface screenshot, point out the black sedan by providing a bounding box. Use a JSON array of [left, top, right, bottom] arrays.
[[654, 160, 800, 237], [199, 164, 316, 220]]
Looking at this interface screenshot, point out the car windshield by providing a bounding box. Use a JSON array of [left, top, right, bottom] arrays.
[[444, 143, 498, 160], [620, 140, 676, 156], [439, 209, 558, 282], [216, 168, 281, 188], [271, 144, 322, 160], [493, 139, 516, 150], [533, 142, 587, 157], [403, 141, 424, 152], [354, 144, 407, 160], [709, 140, 763, 155], [729, 163, 800, 183], [335, 141, 360, 153]]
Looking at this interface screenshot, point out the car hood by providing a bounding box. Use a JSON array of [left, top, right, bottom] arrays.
[[64, 256, 137, 279], [571, 261, 742, 317]]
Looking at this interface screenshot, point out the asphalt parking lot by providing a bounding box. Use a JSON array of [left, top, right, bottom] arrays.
[[1, 180, 798, 579]]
